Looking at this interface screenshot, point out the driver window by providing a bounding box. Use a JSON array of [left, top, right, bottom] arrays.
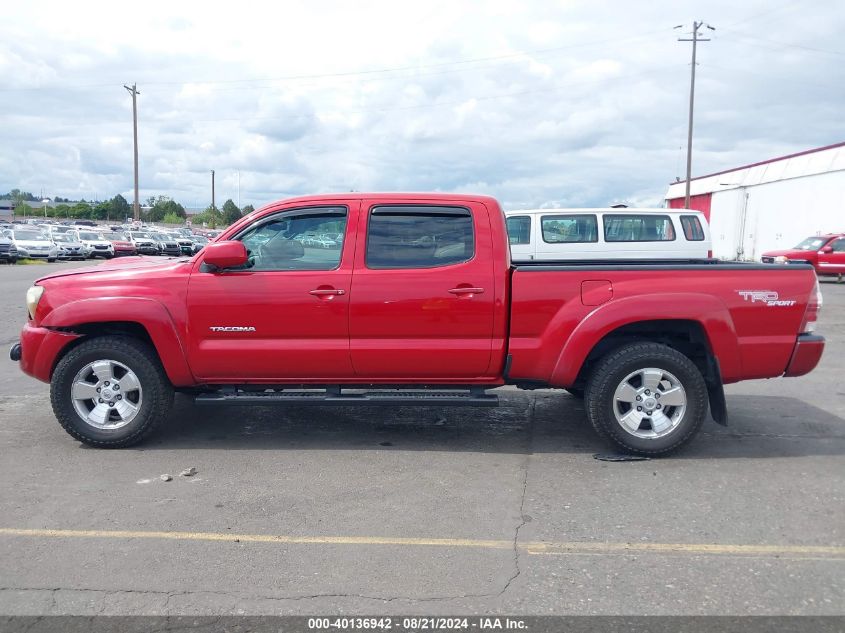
[[237, 207, 347, 271]]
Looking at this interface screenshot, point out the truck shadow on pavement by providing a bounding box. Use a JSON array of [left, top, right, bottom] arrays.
[[130, 391, 845, 460]]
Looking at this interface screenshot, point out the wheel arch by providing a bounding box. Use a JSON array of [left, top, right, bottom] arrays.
[[549, 293, 741, 389], [41, 298, 195, 386]]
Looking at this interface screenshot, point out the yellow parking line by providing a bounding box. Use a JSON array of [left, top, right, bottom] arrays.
[[0, 528, 843, 559]]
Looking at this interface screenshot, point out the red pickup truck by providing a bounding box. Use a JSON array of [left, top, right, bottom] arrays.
[[761, 233, 845, 281], [10, 193, 825, 455]]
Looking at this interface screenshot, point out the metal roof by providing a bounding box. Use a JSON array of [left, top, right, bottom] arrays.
[[666, 141, 845, 199]]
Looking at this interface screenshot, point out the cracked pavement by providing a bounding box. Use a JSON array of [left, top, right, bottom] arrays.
[[0, 263, 843, 615]]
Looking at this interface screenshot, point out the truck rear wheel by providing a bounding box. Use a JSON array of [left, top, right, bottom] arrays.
[[51, 336, 173, 448], [585, 342, 708, 456]]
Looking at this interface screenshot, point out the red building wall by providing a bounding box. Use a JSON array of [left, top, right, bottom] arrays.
[[668, 193, 712, 222]]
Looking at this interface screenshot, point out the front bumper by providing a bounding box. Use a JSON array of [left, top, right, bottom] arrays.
[[784, 334, 825, 377], [13, 323, 81, 383]]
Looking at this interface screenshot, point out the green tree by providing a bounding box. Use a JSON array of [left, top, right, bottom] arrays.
[[242, 204, 255, 215], [195, 204, 221, 228], [53, 204, 71, 219], [91, 201, 112, 221], [144, 196, 186, 223], [222, 199, 241, 225], [111, 194, 130, 220], [16, 202, 33, 218], [70, 202, 92, 219], [161, 212, 184, 225]]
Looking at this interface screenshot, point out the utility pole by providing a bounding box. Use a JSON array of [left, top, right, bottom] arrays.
[[677, 21, 714, 209], [123, 83, 141, 221]]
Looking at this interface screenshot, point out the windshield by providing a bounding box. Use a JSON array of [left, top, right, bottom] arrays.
[[130, 232, 151, 239], [13, 231, 44, 241], [792, 236, 828, 250], [78, 232, 102, 241], [52, 234, 74, 243], [103, 232, 125, 240]]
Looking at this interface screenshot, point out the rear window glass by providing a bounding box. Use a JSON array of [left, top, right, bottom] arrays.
[[603, 215, 676, 242], [366, 206, 474, 269], [680, 215, 705, 241], [541, 215, 598, 243], [507, 216, 531, 245]]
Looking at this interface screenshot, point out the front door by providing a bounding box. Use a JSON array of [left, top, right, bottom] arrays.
[[349, 200, 496, 379], [185, 203, 357, 381], [818, 237, 845, 275]]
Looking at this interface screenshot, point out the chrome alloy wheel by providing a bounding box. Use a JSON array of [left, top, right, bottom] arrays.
[[612, 367, 687, 439], [70, 360, 143, 429]]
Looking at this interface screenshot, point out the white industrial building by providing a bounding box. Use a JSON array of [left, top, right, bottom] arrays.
[[665, 141, 845, 260]]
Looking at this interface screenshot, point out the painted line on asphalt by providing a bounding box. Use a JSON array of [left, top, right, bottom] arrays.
[[1, 527, 844, 559]]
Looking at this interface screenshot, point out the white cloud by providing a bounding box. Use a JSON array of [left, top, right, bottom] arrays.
[[0, 0, 842, 210]]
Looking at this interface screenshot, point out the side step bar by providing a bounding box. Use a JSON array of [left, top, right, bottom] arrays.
[[194, 387, 499, 407]]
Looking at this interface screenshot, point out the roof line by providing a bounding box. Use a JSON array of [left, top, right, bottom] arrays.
[[668, 140, 845, 186]]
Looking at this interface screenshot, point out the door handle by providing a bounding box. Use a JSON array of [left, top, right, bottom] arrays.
[[448, 287, 485, 295], [309, 288, 345, 296]]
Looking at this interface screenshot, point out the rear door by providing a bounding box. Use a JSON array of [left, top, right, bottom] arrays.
[[817, 237, 845, 274], [349, 200, 496, 379]]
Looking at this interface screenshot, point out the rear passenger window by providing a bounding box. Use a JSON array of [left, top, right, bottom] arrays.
[[604, 215, 676, 242], [366, 206, 474, 269], [507, 216, 531, 245], [541, 215, 598, 243], [680, 215, 705, 241]]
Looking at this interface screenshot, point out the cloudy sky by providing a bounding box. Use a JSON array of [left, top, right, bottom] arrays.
[[1, 0, 842, 210]]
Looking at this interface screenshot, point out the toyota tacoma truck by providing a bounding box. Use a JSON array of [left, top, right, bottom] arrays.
[[10, 193, 825, 455]]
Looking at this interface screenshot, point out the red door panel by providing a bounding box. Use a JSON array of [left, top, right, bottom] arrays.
[[185, 203, 358, 381], [817, 237, 845, 275], [349, 200, 496, 380]]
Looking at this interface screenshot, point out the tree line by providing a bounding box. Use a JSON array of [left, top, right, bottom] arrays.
[[3, 190, 254, 227]]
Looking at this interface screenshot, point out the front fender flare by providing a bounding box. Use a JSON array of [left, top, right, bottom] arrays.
[[40, 297, 195, 386]]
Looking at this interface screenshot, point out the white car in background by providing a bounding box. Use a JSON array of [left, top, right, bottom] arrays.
[[51, 232, 88, 260], [10, 229, 58, 262], [504, 208, 712, 261], [73, 229, 115, 259]]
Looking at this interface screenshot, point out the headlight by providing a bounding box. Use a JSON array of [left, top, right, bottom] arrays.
[[774, 256, 788, 263], [26, 286, 44, 319]]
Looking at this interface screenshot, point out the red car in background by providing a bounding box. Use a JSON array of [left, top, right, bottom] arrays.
[[762, 234, 845, 281], [101, 231, 137, 257]]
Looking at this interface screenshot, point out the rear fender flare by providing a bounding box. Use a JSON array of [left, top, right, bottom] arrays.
[[549, 293, 741, 387], [40, 297, 194, 386]]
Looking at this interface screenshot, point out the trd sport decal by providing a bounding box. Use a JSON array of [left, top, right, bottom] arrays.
[[737, 290, 796, 307]]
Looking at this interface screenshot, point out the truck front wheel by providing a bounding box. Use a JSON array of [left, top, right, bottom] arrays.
[[50, 336, 174, 448], [585, 342, 708, 456]]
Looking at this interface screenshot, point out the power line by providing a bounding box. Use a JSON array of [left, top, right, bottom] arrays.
[[722, 0, 805, 29], [0, 28, 671, 94], [7, 64, 682, 129], [720, 28, 845, 58]]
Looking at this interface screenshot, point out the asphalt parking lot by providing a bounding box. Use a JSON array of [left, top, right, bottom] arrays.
[[0, 260, 843, 616]]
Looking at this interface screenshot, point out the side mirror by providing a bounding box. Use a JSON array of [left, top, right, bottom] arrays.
[[820, 246, 834, 254], [202, 240, 247, 270]]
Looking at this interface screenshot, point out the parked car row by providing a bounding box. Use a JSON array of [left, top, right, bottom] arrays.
[[0, 221, 213, 264]]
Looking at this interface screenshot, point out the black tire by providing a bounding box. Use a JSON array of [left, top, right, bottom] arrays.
[[585, 342, 708, 456], [566, 387, 585, 399], [51, 336, 174, 448], [48, 258, 56, 263]]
